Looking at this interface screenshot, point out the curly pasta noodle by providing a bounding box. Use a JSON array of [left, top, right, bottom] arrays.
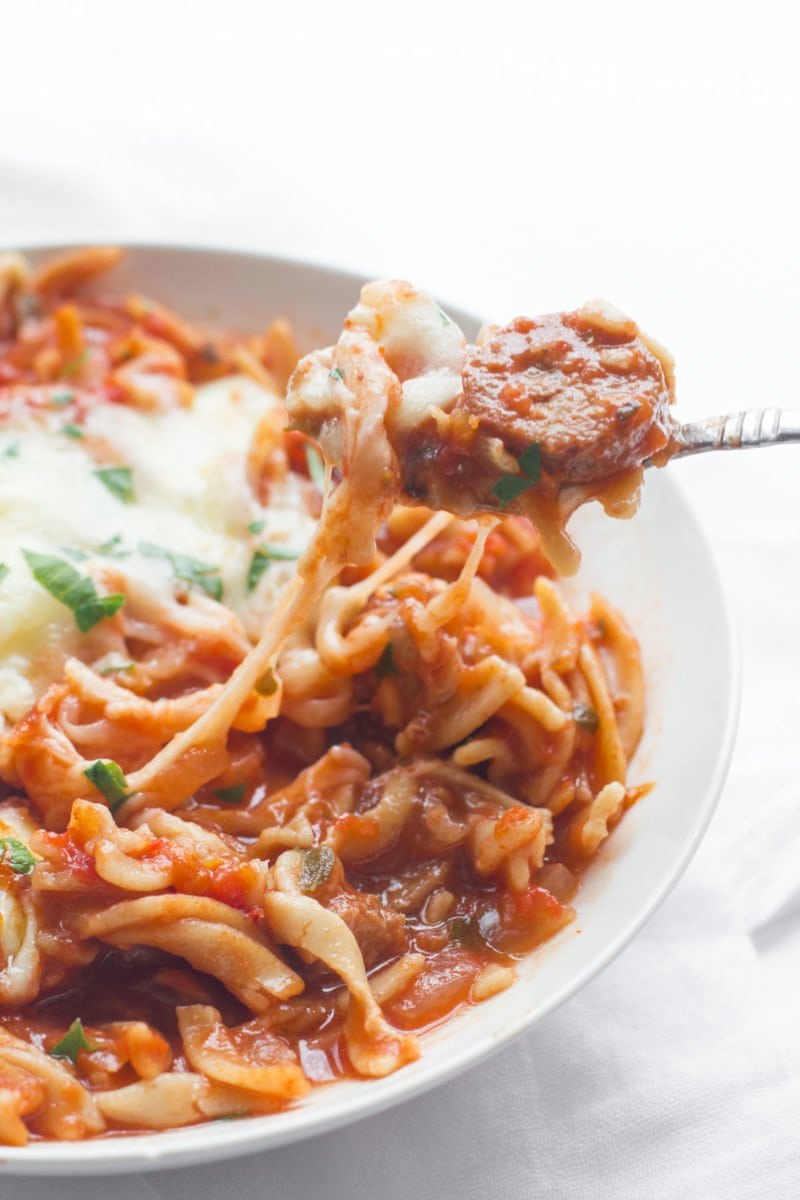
[[0, 248, 649, 1144]]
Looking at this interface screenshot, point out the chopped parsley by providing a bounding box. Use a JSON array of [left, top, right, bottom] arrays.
[[518, 444, 543, 478], [2, 441, 19, 459], [376, 642, 398, 677], [254, 668, 278, 696], [329, 366, 345, 383], [246, 550, 270, 593], [83, 759, 129, 812], [0, 563, 8, 584], [300, 845, 335, 894], [247, 520, 266, 535], [213, 784, 247, 805], [305, 444, 326, 491], [491, 443, 542, 508], [96, 533, 129, 558], [139, 542, 223, 602], [0, 837, 36, 875], [247, 545, 300, 592], [50, 390, 74, 408], [22, 550, 126, 632], [49, 1018, 93, 1064], [573, 702, 600, 733], [61, 423, 83, 438], [448, 915, 482, 949], [59, 349, 89, 378], [94, 466, 135, 504], [491, 475, 530, 507], [60, 545, 89, 562]]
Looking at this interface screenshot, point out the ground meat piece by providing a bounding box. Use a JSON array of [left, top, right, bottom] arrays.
[[460, 300, 675, 483], [326, 886, 408, 968]]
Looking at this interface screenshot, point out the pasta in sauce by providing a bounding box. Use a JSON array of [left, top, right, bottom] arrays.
[[287, 279, 677, 575], [0, 249, 649, 1144]]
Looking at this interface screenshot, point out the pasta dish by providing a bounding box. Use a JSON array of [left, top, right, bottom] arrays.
[[0, 248, 654, 1145]]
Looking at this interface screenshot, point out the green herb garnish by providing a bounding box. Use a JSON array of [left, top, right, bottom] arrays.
[[50, 390, 74, 408], [2, 441, 20, 459], [247, 545, 300, 592], [22, 550, 126, 632], [49, 1018, 93, 1064], [305, 445, 326, 491], [492, 476, 531, 506], [60, 349, 89, 378], [83, 759, 129, 812], [60, 546, 89, 562], [213, 784, 247, 805], [300, 845, 335, 894], [491, 444, 542, 509], [254, 668, 278, 696], [0, 564, 8, 584], [448, 915, 482, 949], [139, 542, 223, 602], [246, 549, 270, 593], [94, 466, 135, 504], [329, 366, 345, 383], [573, 702, 600, 733], [518, 444, 542, 478], [96, 533, 129, 558], [61, 423, 83, 438], [247, 520, 266, 535], [0, 837, 36, 875], [376, 642, 398, 677]]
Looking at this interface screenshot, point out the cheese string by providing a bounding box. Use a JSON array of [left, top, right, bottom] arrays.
[[125, 509, 451, 798]]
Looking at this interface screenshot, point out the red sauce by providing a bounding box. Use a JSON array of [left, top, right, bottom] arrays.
[[460, 308, 674, 483]]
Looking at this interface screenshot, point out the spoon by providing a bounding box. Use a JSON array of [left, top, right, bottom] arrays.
[[660, 408, 800, 462]]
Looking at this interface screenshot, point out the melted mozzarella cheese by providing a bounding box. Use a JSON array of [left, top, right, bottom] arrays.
[[0, 376, 316, 729]]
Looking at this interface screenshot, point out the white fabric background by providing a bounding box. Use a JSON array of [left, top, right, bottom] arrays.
[[1, 2, 799, 1195]]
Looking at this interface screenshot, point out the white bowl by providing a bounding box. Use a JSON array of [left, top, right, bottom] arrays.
[[0, 245, 740, 1176]]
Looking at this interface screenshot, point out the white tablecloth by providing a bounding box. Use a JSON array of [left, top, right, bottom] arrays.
[[1, 3, 799, 1195]]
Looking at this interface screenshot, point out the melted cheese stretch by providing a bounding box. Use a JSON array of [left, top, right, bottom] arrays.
[[0, 377, 315, 730]]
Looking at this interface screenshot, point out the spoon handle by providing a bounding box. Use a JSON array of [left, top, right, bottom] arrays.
[[671, 408, 800, 460]]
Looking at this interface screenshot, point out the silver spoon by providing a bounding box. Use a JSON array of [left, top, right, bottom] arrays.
[[663, 408, 800, 462]]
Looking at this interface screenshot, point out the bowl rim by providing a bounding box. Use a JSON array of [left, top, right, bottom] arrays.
[[0, 242, 742, 1175]]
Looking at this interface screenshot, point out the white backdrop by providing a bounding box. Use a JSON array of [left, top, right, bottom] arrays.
[[1, 2, 799, 1196]]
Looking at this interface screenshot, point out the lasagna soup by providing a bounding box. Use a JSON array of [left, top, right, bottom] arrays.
[[0, 248, 648, 1145]]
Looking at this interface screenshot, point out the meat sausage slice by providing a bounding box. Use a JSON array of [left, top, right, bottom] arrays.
[[460, 300, 675, 484]]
